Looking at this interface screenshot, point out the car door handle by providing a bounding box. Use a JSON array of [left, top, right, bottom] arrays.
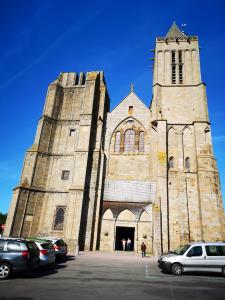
[[204, 256, 207, 260]]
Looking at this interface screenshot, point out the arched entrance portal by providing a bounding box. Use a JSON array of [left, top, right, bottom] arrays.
[[100, 207, 152, 253], [114, 209, 136, 251]]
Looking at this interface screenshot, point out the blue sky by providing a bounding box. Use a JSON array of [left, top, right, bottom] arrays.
[[0, 0, 225, 214]]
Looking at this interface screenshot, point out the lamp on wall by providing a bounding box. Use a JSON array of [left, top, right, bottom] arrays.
[[142, 234, 147, 239], [104, 231, 109, 236]]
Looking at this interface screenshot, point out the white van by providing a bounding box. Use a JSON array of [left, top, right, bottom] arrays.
[[158, 242, 225, 276]]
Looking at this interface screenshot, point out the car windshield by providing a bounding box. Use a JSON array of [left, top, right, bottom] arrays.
[[41, 243, 53, 250], [174, 244, 190, 255], [55, 240, 66, 246], [26, 242, 39, 250]]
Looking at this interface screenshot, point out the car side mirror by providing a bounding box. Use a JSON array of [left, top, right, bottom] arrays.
[[186, 252, 192, 257]]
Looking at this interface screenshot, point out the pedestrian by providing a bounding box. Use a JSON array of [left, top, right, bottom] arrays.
[[141, 241, 146, 258], [121, 238, 126, 251], [127, 238, 131, 251]]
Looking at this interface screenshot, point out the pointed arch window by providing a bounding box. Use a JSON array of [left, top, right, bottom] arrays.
[[139, 131, 145, 152], [53, 206, 66, 230], [124, 129, 135, 152], [168, 156, 174, 169], [185, 157, 191, 170], [114, 131, 121, 153]]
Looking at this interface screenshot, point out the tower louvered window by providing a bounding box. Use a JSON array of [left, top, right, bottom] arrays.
[[171, 51, 176, 84], [124, 129, 135, 152], [53, 206, 66, 230], [178, 50, 183, 84]]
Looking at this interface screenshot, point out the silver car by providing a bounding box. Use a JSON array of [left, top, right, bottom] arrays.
[[34, 240, 55, 266], [158, 242, 225, 276], [40, 237, 67, 257]]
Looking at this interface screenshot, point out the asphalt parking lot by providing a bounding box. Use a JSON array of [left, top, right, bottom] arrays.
[[0, 251, 225, 300]]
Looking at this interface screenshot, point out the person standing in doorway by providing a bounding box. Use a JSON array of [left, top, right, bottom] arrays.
[[141, 242, 146, 258], [121, 239, 126, 251], [127, 238, 131, 251]]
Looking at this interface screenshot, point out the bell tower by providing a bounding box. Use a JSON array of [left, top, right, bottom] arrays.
[[151, 22, 225, 253], [151, 21, 208, 124], [154, 21, 201, 85]]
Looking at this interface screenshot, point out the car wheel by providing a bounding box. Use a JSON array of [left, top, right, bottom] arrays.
[[222, 266, 225, 277], [171, 263, 183, 276], [0, 262, 12, 280]]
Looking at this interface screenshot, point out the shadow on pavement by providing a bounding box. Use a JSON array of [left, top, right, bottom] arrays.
[[11, 255, 76, 279], [55, 255, 75, 263], [184, 271, 224, 278], [0, 297, 34, 300], [160, 269, 224, 278]]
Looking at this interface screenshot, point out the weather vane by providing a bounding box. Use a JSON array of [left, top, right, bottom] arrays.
[[181, 23, 187, 33]]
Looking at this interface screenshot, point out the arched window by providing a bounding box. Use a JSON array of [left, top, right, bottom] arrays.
[[139, 131, 144, 152], [114, 131, 121, 153], [53, 206, 66, 230], [185, 157, 190, 170], [168, 156, 174, 169], [124, 129, 135, 152]]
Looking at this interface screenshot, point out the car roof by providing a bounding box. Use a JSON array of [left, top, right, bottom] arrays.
[[27, 237, 51, 243], [34, 240, 52, 244], [189, 242, 225, 246], [40, 237, 62, 242], [0, 237, 34, 243]]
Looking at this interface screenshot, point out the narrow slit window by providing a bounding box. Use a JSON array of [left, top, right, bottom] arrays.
[[185, 157, 191, 170], [114, 131, 121, 153], [168, 157, 174, 169]]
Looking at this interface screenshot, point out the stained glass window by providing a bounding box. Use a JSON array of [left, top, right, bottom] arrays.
[[124, 129, 135, 152], [114, 131, 121, 153], [139, 131, 144, 152], [53, 206, 66, 230]]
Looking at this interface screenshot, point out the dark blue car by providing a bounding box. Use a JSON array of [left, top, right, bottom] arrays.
[[0, 238, 39, 279]]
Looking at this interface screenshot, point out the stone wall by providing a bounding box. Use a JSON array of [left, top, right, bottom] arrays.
[[5, 71, 110, 252]]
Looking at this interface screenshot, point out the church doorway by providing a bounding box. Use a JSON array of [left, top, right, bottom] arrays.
[[115, 226, 135, 251]]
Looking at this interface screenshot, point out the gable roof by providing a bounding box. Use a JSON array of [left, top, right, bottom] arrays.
[[111, 91, 148, 113]]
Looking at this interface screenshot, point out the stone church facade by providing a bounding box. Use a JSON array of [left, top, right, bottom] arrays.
[[4, 23, 225, 254]]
